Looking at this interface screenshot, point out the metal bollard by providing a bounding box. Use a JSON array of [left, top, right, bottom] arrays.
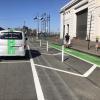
[[62, 45, 64, 62], [47, 41, 48, 52], [40, 40, 41, 47]]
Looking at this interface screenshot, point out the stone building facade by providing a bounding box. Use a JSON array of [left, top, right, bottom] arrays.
[[60, 0, 100, 41]]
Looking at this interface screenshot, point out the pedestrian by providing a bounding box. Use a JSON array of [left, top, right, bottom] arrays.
[[65, 33, 70, 47], [95, 37, 99, 51]]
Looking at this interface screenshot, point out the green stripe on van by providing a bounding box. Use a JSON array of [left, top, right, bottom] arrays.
[[8, 40, 15, 55]]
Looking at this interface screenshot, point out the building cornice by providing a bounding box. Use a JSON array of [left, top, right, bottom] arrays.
[[60, 0, 88, 13], [74, 0, 88, 9], [60, 0, 78, 13]]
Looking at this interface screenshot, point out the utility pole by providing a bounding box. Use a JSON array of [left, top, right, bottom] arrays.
[[48, 14, 50, 36], [24, 20, 26, 26], [88, 13, 92, 50], [35, 13, 51, 39], [33, 14, 40, 39]]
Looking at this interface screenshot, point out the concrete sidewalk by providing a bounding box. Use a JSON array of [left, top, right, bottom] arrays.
[[51, 38, 100, 57], [34, 37, 100, 57], [70, 39, 100, 57]]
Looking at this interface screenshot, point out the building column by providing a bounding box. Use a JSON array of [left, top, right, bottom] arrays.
[[60, 13, 64, 39], [87, 0, 95, 41], [95, 0, 100, 40]]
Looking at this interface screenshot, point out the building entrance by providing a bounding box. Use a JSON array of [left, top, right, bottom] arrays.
[[76, 9, 88, 39]]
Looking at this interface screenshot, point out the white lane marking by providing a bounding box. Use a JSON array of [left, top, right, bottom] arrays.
[[0, 61, 29, 64], [40, 45, 97, 77], [41, 52, 61, 56], [34, 64, 83, 77], [66, 50, 72, 52], [28, 45, 45, 100], [83, 64, 97, 77], [50, 46, 99, 66], [49, 45, 62, 51], [49, 46, 99, 77]]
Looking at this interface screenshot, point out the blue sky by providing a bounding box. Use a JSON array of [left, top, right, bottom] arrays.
[[0, 0, 69, 32]]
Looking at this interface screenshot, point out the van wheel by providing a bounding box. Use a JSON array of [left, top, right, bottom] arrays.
[[0, 56, 2, 61]]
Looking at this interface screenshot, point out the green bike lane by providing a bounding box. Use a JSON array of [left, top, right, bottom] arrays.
[[50, 44, 100, 67]]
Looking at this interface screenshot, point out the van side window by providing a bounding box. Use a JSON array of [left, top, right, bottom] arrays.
[[0, 32, 22, 40]]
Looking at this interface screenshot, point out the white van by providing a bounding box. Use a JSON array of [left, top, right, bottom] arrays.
[[0, 29, 27, 56]]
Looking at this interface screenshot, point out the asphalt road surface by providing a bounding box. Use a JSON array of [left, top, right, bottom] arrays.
[[0, 38, 100, 100]]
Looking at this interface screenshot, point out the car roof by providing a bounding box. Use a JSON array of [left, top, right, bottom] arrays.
[[0, 29, 22, 33]]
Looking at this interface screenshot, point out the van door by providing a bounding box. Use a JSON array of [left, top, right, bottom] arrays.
[[0, 32, 24, 56]]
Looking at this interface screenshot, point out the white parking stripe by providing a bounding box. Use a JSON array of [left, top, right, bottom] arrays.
[[28, 45, 45, 100], [34, 64, 84, 77], [0, 61, 29, 63], [41, 52, 61, 56], [83, 64, 97, 77], [48, 45, 98, 77], [50, 46, 96, 66]]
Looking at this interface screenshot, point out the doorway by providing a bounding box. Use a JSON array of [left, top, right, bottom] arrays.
[[76, 9, 88, 39]]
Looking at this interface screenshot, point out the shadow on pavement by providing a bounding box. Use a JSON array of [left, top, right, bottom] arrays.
[[0, 50, 30, 61], [0, 49, 41, 61], [29, 49, 41, 58], [64, 57, 69, 61]]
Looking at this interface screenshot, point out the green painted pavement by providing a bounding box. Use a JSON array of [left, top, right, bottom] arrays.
[[50, 44, 100, 67]]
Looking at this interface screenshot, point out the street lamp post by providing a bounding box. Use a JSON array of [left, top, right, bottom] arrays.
[[47, 14, 50, 36], [34, 15, 40, 39], [34, 13, 50, 39]]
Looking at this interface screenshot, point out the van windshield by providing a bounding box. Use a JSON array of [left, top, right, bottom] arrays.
[[0, 32, 22, 40]]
